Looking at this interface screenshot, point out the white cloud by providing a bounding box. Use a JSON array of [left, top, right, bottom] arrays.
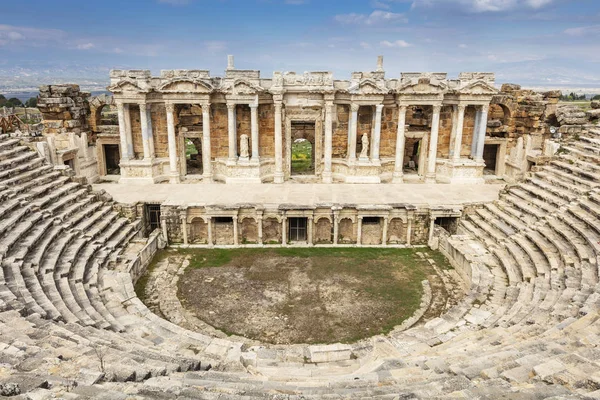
[[411, 0, 554, 13], [360, 41, 371, 49], [459, 43, 468, 48], [380, 39, 412, 47], [76, 42, 95, 50], [564, 25, 600, 36], [335, 10, 408, 25], [0, 24, 66, 47]]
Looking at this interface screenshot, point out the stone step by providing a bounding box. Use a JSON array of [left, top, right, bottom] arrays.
[[542, 165, 598, 190], [0, 138, 21, 151], [509, 187, 557, 215], [0, 145, 29, 162], [518, 182, 568, 209], [534, 169, 589, 196], [0, 150, 37, 172], [551, 160, 600, 183], [526, 177, 578, 203], [0, 157, 44, 181], [1, 164, 54, 188], [561, 144, 600, 165], [484, 203, 528, 232], [501, 194, 546, 221]]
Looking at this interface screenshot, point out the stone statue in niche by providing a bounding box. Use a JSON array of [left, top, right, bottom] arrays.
[[240, 134, 250, 159], [359, 133, 369, 159]]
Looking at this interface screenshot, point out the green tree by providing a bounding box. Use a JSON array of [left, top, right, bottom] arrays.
[[25, 97, 37, 108], [0, 94, 6, 106], [592, 94, 600, 100], [5, 98, 23, 107]]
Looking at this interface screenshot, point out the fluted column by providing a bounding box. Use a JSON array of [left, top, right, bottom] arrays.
[[281, 216, 287, 246], [406, 218, 413, 246], [371, 104, 384, 161], [475, 104, 489, 163], [393, 105, 407, 182], [139, 102, 151, 159], [348, 103, 359, 162], [425, 104, 442, 183], [227, 103, 237, 162], [117, 102, 129, 161], [146, 103, 155, 158], [207, 217, 213, 246], [250, 103, 259, 162], [202, 102, 212, 180], [471, 107, 482, 158], [165, 103, 179, 183], [452, 104, 466, 162], [323, 101, 334, 183], [333, 213, 339, 245], [357, 216, 363, 246], [233, 216, 239, 246], [257, 215, 263, 245], [307, 216, 314, 245], [123, 103, 134, 159], [274, 100, 284, 183]]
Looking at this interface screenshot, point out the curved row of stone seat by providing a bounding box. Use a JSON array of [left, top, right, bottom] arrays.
[[0, 134, 207, 385]]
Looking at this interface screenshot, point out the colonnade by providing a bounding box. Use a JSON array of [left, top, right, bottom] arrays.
[[116, 99, 491, 183]]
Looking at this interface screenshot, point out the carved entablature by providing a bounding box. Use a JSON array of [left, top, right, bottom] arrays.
[[107, 78, 151, 94], [446, 73, 498, 104], [272, 71, 334, 93], [397, 73, 448, 95], [347, 72, 389, 96], [220, 78, 264, 96], [157, 78, 214, 94]]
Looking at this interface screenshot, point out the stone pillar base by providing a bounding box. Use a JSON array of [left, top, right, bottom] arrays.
[[322, 171, 332, 184], [169, 173, 181, 184], [435, 158, 485, 184], [274, 172, 284, 184], [392, 172, 404, 184]]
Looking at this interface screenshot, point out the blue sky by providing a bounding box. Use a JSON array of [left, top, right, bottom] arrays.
[[1, 0, 599, 85]]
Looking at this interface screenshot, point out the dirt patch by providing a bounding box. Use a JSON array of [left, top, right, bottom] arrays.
[[173, 248, 457, 344]]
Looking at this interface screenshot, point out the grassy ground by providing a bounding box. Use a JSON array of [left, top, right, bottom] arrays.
[[558, 101, 592, 111], [291, 141, 313, 174], [165, 247, 454, 344]]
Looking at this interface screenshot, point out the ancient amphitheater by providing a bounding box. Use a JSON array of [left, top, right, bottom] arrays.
[[1, 58, 600, 398]]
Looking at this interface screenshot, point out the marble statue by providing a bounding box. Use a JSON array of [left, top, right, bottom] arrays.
[[240, 134, 250, 159], [360, 133, 369, 159]]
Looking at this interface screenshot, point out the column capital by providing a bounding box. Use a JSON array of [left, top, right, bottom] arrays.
[[165, 103, 175, 113], [116, 102, 125, 112], [226, 102, 236, 110], [357, 215, 363, 220], [481, 104, 490, 113], [375, 104, 384, 112], [201, 102, 211, 110], [350, 103, 360, 112], [432, 104, 442, 113], [249, 103, 259, 109], [138, 100, 147, 107], [457, 103, 467, 112], [398, 104, 408, 112]]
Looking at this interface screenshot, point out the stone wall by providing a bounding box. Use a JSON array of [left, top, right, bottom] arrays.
[[332, 104, 349, 158]]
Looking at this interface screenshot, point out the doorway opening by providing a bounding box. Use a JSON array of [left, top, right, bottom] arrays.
[[291, 122, 315, 175], [288, 217, 308, 242], [435, 217, 458, 235], [185, 138, 203, 175], [144, 204, 161, 235], [63, 158, 75, 170], [104, 144, 121, 175], [483, 144, 499, 174]]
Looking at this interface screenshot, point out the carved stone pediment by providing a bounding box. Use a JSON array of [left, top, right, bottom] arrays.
[[459, 80, 498, 95], [108, 79, 146, 94], [158, 78, 213, 93], [349, 78, 389, 95], [397, 78, 447, 94], [232, 79, 263, 95]]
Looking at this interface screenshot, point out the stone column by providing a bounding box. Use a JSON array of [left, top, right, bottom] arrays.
[[471, 107, 482, 158], [274, 100, 284, 183], [165, 103, 179, 183], [393, 105, 407, 182], [202, 102, 212, 180], [139, 102, 152, 159], [81, 132, 89, 161], [475, 105, 489, 163], [333, 213, 339, 245], [425, 104, 442, 183], [207, 217, 213, 246], [406, 218, 413, 246], [356, 216, 363, 246], [348, 104, 359, 162], [307, 216, 314, 245], [146, 103, 155, 158], [281, 216, 287, 246], [382, 217, 388, 246], [323, 101, 334, 183], [428, 216, 436, 244], [123, 103, 134, 159], [117, 103, 129, 161], [233, 216, 239, 246], [250, 103, 260, 162], [181, 215, 188, 245], [371, 104, 384, 161], [227, 103, 237, 162], [452, 104, 466, 162], [161, 219, 169, 245], [448, 105, 459, 160], [257, 215, 263, 245]]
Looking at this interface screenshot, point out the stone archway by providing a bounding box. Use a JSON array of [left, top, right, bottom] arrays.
[[262, 217, 282, 244], [314, 217, 332, 244], [189, 217, 208, 244], [387, 218, 405, 244], [240, 217, 258, 244], [338, 218, 356, 244]]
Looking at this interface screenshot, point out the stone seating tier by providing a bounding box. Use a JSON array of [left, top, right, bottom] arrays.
[[0, 131, 600, 398]]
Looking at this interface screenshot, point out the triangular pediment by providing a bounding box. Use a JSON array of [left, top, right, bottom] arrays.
[[398, 78, 447, 94], [108, 79, 143, 93], [232, 79, 262, 95], [158, 78, 213, 93], [460, 80, 498, 95]]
